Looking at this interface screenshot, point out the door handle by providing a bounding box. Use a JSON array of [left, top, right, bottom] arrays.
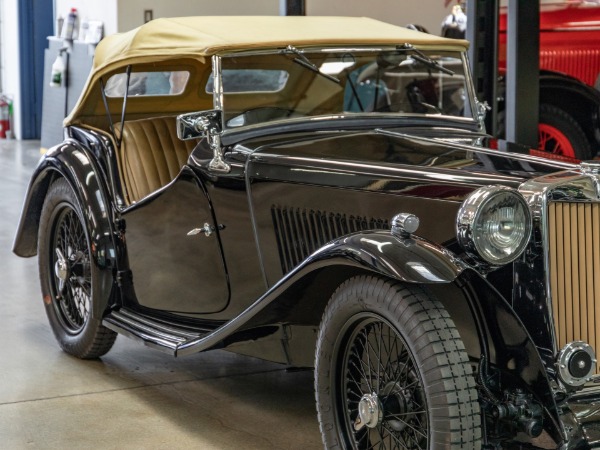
[[187, 223, 225, 237]]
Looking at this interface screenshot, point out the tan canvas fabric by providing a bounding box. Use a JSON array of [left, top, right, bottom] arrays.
[[92, 16, 468, 71], [65, 16, 469, 126]]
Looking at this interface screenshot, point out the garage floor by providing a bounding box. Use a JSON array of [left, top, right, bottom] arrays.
[[0, 140, 322, 449]]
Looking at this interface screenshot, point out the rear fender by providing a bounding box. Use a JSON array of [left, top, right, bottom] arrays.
[[13, 140, 117, 317]]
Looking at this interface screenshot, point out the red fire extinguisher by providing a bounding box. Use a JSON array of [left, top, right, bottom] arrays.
[[0, 96, 10, 138]]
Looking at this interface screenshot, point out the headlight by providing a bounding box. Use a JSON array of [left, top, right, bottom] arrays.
[[456, 186, 532, 265]]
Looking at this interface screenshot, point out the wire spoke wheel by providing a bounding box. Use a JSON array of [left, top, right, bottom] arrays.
[[49, 204, 92, 333], [538, 123, 576, 158], [340, 315, 428, 449], [38, 179, 116, 359], [315, 276, 481, 449], [536, 103, 592, 160]]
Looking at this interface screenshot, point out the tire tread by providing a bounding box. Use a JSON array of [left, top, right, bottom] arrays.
[[315, 275, 481, 449]]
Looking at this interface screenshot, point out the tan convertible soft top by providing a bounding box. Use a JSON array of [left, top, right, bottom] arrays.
[[94, 16, 467, 70], [66, 16, 469, 125]]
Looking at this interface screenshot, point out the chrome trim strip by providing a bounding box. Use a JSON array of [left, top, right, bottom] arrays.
[[219, 46, 407, 58], [376, 129, 578, 170], [461, 52, 478, 125], [212, 54, 224, 111]]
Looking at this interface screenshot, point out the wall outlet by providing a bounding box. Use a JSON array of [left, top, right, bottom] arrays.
[[144, 10, 153, 23]]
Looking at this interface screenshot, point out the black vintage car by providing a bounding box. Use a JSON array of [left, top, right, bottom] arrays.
[[13, 16, 600, 449]]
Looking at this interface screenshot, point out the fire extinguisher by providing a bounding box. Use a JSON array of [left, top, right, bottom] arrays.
[[0, 96, 10, 138]]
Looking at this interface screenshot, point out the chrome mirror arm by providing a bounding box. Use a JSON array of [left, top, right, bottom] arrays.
[[206, 130, 229, 173], [475, 98, 491, 132], [176, 110, 230, 173]]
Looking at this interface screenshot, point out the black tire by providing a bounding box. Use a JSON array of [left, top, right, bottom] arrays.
[[38, 178, 116, 359], [315, 276, 481, 449], [538, 103, 592, 160]]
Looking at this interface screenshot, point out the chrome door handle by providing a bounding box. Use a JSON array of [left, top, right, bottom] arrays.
[[187, 223, 225, 237], [187, 223, 214, 237]]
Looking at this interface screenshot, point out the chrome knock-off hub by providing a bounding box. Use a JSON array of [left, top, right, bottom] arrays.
[[355, 393, 382, 430], [54, 248, 69, 294]]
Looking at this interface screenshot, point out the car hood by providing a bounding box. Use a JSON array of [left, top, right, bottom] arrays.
[[239, 127, 573, 194]]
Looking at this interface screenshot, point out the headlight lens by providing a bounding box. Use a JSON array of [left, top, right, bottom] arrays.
[[457, 186, 532, 265]]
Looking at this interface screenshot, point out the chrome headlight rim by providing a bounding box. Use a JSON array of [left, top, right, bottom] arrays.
[[457, 185, 532, 266]]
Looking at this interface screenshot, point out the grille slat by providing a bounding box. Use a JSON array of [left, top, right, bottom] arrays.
[[549, 202, 600, 372], [271, 205, 389, 274], [585, 205, 594, 348]]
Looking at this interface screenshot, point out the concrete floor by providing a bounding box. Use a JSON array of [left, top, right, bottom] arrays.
[[0, 140, 322, 449]]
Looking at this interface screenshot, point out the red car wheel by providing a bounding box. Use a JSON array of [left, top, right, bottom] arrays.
[[538, 123, 576, 158]]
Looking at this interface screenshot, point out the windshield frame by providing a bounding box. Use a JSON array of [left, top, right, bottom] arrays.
[[210, 45, 479, 134]]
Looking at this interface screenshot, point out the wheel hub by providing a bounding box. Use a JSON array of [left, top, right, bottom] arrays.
[[382, 381, 415, 432], [54, 248, 69, 294], [355, 393, 382, 430]]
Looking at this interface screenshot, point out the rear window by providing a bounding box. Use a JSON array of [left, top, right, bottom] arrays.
[[206, 69, 289, 93], [104, 70, 190, 97]]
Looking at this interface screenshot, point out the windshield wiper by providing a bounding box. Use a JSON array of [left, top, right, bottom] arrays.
[[397, 43, 455, 76], [282, 45, 340, 84]]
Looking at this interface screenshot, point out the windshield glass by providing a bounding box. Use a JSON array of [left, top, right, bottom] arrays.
[[217, 48, 474, 129]]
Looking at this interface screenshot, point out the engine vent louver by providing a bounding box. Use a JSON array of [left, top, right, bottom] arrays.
[[548, 202, 600, 373], [271, 205, 389, 274]]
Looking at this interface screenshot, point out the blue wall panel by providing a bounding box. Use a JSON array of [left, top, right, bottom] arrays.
[[19, 0, 53, 139]]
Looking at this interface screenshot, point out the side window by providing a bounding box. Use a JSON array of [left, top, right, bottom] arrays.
[[104, 70, 190, 97], [206, 69, 289, 93]]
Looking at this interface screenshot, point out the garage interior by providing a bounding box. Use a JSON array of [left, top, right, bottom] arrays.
[[2, 146, 321, 450], [1, 0, 597, 448]]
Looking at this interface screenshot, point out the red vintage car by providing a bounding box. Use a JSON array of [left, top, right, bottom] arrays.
[[497, 1, 600, 160]]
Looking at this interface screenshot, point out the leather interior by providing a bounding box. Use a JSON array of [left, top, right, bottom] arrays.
[[116, 116, 198, 204]]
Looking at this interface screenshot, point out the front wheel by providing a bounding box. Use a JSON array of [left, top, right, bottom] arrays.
[[38, 178, 116, 359], [315, 276, 481, 449]]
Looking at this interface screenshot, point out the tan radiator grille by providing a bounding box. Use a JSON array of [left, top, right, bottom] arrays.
[[548, 202, 600, 372]]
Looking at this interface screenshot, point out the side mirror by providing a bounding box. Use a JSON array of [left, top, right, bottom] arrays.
[[176, 109, 222, 140], [176, 109, 230, 173]]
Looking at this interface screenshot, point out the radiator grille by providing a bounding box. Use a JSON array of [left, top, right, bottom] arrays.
[[271, 205, 389, 274], [548, 202, 600, 372]]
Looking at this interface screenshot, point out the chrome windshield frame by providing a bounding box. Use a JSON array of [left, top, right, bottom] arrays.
[[212, 45, 480, 129]]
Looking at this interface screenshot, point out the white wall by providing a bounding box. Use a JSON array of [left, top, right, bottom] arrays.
[[1, 0, 21, 139], [307, 0, 454, 36], [55, 0, 119, 36], [117, 0, 279, 32], [56, 0, 453, 36]]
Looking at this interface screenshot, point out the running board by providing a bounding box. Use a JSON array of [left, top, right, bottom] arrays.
[[102, 308, 213, 355]]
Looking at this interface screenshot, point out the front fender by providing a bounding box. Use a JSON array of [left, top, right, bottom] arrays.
[[176, 230, 563, 440], [312, 230, 466, 284], [177, 230, 466, 356], [13, 140, 117, 317]]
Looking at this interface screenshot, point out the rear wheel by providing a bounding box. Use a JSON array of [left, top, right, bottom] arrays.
[[315, 276, 481, 449], [38, 179, 116, 358]]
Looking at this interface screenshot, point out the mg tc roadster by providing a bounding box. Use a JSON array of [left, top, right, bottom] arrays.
[[13, 16, 600, 449]]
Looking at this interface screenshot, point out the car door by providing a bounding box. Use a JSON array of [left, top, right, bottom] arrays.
[[121, 167, 229, 314]]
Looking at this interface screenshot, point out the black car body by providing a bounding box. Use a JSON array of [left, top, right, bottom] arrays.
[[13, 16, 600, 449]]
